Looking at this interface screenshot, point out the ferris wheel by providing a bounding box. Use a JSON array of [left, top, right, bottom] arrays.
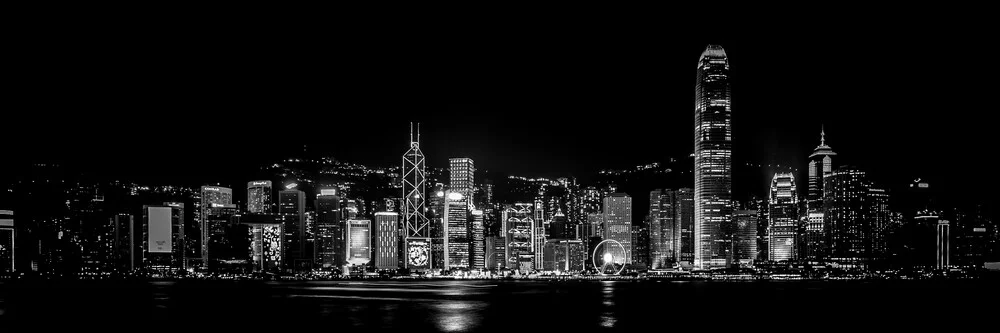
[[592, 239, 628, 275]]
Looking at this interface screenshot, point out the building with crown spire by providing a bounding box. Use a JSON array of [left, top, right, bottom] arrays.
[[807, 126, 837, 209]]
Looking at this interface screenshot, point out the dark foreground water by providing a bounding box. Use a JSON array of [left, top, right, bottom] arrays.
[[1, 279, 997, 331]]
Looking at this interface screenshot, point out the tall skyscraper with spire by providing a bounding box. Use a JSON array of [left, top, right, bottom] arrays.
[[693, 44, 733, 269], [807, 126, 837, 209], [402, 123, 430, 270]]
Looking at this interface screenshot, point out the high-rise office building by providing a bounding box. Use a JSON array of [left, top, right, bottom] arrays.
[[202, 204, 241, 270], [0, 210, 13, 273], [374, 212, 399, 270], [768, 173, 798, 262], [279, 189, 307, 271], [242, 214, 282, 273], [603, 194, 633, 264], [429, 183, 446, 271], [807, 127, 837, 209], [533, 198, 547, 271], [649, 190, 680, 269], [503, 203, 535, 273], [937, 220, 950, 269], [200, 186, 233, 264], [402, 123, 430, 270], [824, 168, 890, 269], [542, 239, 586, 272], [346, 219, 371, 266], [802, 211, 825, 261], [449, 158, 476, 207], [470, 209, 486, 270], [733, 210, 758, 265], [444, 193, 469, 270], [676, 188, 695, 265], [247, 181, 273, 214], [113, 213, 135, 272], [485, 235, 505, 270], [314, 189, 343, 269], [694, 44, 733, 269], [142, 205, 184, 270], [632, 222, 649, 268]]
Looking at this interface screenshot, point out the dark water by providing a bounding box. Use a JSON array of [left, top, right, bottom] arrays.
[[1, 279, 997, 331]]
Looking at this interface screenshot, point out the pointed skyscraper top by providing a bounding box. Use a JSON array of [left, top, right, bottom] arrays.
[[810, 125, 837, 158], [820, 124, 826, 146]]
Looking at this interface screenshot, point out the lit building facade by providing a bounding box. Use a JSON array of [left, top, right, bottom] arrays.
[[402, 123, 430, 269], [200, 185, 233, 263], [314, 190, 343, 269], [824, 168, 890, 269], [449, 157, 476, 206], [937, 220, 950, 269], [768, 173, 798, 262], [0, 210, 13, 272], [247, 180, 272, 214], [503, 203, 535, 273], [279, 189, 307, 271], [242, 214, 282, 273], [694, 44, 733, 269], [802, 211, 825, 261], [347, 219, 371, 266], [142, 205, 184, 270], [444, 193, 469, 270], [807, 127, 837, 209], [542, 239, 586, 272], [603, 194, 632, 264], [374, 212, 399, 270], [649, 190, 687, 269], [734, 210, 757, 265], [470, 209, 486, 270]]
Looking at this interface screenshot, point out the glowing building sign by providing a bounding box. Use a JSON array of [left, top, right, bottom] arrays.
[[406, 239, 431, 268]]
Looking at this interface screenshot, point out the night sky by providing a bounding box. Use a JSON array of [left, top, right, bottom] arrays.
[[5, 15, 996, 205]]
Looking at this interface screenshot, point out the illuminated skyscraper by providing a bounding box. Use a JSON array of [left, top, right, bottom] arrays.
[[143, 205, 184, 270], [503, 203, 535, 273], [802, 211, 825, 261], [676, 188, 695, 265], [314, 189, 343, 269], [0, 210, 13, 273], [374, 212, 399, 270], [937, 220, 950, 269], [470, 209, 486, 270], [346, 219, 371, 266], [768, 173, 798, 262], [824, 168, 890, 269], [200, 186, 233, 264], [279, 189, 307, 271], [733, 210, 758, 265], [403, 123, 430, 270], [649, 190, 680, 269], [247, 181, 272, 214], [449, 158, 476, 206], [807, 127, 837, 209], [694, 44, 734, 269], [603, 194, 633, 263], [242, 214, 282, 273], [444, 192, 469, 270]]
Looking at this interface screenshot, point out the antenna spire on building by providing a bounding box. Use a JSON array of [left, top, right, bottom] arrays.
[[821, 124, 826, 146]]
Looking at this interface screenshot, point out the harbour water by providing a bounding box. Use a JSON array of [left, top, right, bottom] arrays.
[[1, 279, 996, 331]]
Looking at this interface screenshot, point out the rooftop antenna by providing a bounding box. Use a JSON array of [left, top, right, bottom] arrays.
[[820, 124, 826, 145]]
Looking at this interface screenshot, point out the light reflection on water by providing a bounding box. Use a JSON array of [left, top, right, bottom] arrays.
[[435, 301, 485, 332], [601, 281, 616, 328]]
